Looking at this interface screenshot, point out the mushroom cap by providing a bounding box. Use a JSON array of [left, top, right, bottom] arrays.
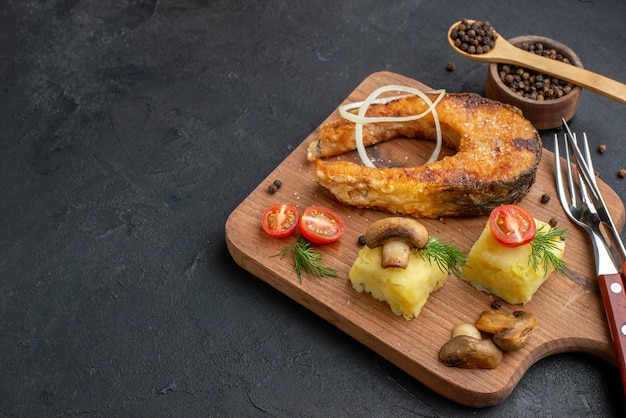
[[439, 335, 503, 369], [365, 217, 429, 249]]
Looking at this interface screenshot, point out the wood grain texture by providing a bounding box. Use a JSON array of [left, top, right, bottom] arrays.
[[225, 71, 626, 407]]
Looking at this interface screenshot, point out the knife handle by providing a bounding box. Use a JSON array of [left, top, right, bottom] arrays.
[[598, 272, 626, 396]]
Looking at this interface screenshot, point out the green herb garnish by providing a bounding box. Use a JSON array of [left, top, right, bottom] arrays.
[[276, 237, 340, 284], [415, 236, 467, 277], [529, 224, 569, 275]]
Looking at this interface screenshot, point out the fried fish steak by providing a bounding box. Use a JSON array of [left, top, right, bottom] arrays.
[[307, 92, 541, 218]]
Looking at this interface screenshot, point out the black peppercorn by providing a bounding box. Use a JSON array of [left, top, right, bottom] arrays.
[[357, 235, 367, 245], [267, 179, 282, 194], [449, 19, 498, 56], [540, 193, 551, 204], [495, 40, 575, 101]]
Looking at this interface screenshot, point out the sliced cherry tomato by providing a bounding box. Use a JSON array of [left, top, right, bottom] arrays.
[[262, 204, 300, 238], [300, 205, 345, 244], [488, 204, 537, 247]]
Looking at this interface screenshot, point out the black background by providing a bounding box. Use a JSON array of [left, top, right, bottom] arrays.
[[1, 1, 625, 416]]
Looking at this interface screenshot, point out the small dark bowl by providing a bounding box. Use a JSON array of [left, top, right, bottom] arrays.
[[485, 35, 583, 130]]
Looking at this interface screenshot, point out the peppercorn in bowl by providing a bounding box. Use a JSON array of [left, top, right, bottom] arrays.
[[485, 35, 583, 130]]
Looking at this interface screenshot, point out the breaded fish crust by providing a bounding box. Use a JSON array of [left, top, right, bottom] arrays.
[[307, 93, 541, 218]]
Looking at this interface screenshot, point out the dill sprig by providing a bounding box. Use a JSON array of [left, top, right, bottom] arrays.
[[415, 236, 466, 277], [528, 224, 569, 276], [276, 238, 340, 284]]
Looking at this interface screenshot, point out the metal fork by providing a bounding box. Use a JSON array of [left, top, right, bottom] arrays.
[[554, 131, 626, 395], [561, 121, 626, 269]]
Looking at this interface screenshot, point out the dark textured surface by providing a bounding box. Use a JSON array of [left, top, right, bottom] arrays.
[[1, 0, 625, 416]]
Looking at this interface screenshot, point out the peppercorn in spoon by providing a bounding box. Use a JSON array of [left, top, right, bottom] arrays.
[[447, 19, 626, 105]]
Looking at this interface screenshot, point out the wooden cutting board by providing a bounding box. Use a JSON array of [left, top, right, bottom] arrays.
[[225, 71, 625, 407]]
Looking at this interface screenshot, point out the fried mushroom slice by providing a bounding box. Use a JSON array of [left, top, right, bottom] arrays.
[[439, 335, 503, 369], [475, 310, 536, 352]]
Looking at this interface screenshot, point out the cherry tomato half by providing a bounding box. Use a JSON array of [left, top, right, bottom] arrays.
[[488, 204, 537, 247], [300, 205, 345, 244], [262, 204, 300, 238]]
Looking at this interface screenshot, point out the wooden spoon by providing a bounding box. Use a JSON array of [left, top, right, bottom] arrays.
[[447, 20, 626, 105]]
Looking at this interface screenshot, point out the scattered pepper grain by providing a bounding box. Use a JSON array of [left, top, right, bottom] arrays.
[[549, 217, 558, 227], [267, 179, 283, 194], [446, 61, 456, 71], [618, 168, 626, 178], [540, 193, 551, 204], [597, 144, 606, 153], [491, 299, 502, 310]]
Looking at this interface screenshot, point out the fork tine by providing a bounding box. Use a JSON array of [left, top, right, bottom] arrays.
[[554, 134, 576, 222], [571, 134, 595, 210], [581, 133, 599, 189], [563, 134, 579, 207], [562, 121, 602, 205], [554, 135, 566, 207]]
